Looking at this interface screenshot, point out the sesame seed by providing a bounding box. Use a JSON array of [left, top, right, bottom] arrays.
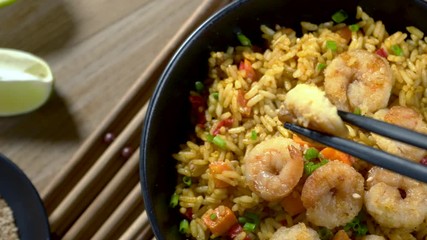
[[367, 176, 373, 182], [352, 193, 361, 199]]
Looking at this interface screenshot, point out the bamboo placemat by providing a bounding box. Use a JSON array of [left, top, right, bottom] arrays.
[[40, 1, 231, 239]]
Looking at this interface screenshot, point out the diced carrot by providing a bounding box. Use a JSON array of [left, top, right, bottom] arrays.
[[336, 27, 352, 43], [237, 90, 251, 116], [292, 134, 308, 146], [280, 191, 305, 216], [239, 59, 257, 82], [320, 147, 352, 165], [209, 162, 233, 188], [292, 134, 325, 149], [202, 206, 238, 236], [332, 230, 351, 240], [292, 134, 310, 147]]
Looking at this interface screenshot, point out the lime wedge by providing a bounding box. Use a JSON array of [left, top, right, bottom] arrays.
[[0, 48, 54, 117], [0, 0, 16, 8]]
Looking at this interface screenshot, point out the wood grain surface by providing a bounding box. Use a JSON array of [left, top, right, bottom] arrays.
[[0, 0, 202, 193]]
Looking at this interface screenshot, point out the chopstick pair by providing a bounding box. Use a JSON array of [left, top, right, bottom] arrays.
[[284, 110, 427, 183]]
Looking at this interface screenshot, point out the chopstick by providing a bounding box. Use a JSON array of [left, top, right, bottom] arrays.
[[91, 184, 143, 240], [338, 110, 427, 150], [62, 149, 140, 239], [283, 115, 427, 183]]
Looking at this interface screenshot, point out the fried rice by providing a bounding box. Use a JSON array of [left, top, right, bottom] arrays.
[[172, 6, 427, 240]]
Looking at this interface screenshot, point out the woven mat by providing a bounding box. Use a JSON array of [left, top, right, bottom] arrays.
[[40, 1, 231, 239]]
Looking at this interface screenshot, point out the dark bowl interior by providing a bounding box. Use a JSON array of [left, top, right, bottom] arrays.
[[140, 0, 427, 239], [0, 154, 50, 240]]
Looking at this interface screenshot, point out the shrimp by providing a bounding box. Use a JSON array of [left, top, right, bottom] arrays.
[[244, 137, 304, 201], [372, 106, 427, 162], [324, 49, 393, 114], [271, 223, 320, 240], [301, 161, 364, 229], [364, 167, 427, 229], [281, 83, 349, 137]]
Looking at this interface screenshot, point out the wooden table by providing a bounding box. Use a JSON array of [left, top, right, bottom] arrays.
[[0, 1, 231, 238], [0, 0, 202, 193]]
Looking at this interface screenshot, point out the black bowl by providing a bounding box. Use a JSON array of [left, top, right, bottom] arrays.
[[140, 0, 427, 239], [0, 154, 50, 240]]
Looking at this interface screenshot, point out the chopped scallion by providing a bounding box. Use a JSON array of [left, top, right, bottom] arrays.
[[238, 217, 247, 224], [212, 92, 219, 100], [332, 9, 348, 23], [318, 227, 333, 240], [195, 81, 204, 92], [349, 24, 360, 32], [317, 63, 327, 71], [212, 135, 226, 149], [304, 148, 319, 161], [250, 130, 257, 140], [304, 159, 328, 176], [169, 193, 179, 208], [243, 222, 256, 232], [206, 133, 214, 142], [237, 33, 252, 46], [210, 213, 217, 220], [179, 219, 190, 234], [243, 212, 260, 225], [344, 214, 368, 236], [183, 176, 192, 186], [391, 44, 403, 56], [326, 40, 337, 51], [353, 107, 362, 115]]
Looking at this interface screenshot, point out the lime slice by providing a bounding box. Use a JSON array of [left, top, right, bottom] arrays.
[[0, 48, 54, 117], [0, 0, 16, 8]]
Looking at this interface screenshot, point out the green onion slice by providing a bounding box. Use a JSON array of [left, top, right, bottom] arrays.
[[170, 193, 179, 208], [304, 148, 319, 161], [237, 33, 252, 46], [212, 135, 226, 149], [250, 130, 257, 140], [304, 159, 328, 176], [195, 81, 204, 92], [243, 222, 256, 232], [238, 217, 247, 224], [344, 214, 368, 236], [349, 24, 360, 32], [391, 44, 403, 56], [212, 92, 219, 100], [318, 227, 333, 240], [326, 40, 337, 51], [179, 219, 190, 234], [353, 107, 362, 115], [243, 212, 260, 225], [210, 213, 217, 220], [183, 176, 192, 186], [206, 133, 214, 142], [317, 63, 327, 71], [332, 9, 348, 23]]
